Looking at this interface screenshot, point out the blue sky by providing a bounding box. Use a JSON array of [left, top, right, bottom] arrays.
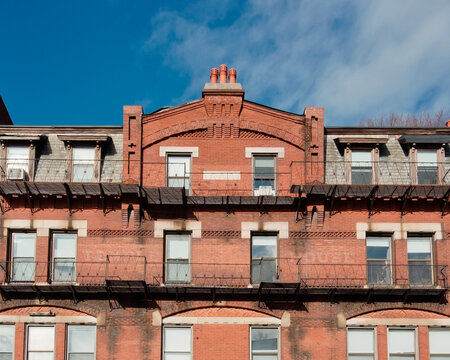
[[1, 0, 449, 126]]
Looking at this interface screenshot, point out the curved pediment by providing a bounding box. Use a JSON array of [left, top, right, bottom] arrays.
[[347, 308, 450, 326], [0, 305, 97, 324]]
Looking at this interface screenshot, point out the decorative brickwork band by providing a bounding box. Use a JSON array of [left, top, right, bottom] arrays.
[[202, 230, 242, 238], [289, 231, 357, 239], [87, 229, 154, 237]]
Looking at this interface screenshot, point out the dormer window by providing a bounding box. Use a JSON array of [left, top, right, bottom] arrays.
[[72, 147, 95, 182], [351, 150, 372, 185], [417, 149, 438, 184], [6, 145, 29, 180]]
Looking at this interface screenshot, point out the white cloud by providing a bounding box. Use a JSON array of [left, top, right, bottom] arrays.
[[145, 0, 450, 125]]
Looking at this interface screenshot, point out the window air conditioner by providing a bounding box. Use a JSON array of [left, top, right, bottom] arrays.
[[7, 168, 27, 181], [254, 186, 275, 196]]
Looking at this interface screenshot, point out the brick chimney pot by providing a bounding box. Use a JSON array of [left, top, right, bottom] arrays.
[[219, 64, 228, 83]]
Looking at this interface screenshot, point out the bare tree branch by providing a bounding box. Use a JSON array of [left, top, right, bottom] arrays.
[[358, 109, 450, 127]]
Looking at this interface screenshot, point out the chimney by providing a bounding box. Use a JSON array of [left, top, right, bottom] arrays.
[[219, 64, 228, 83], [210, 68, 218, 84], [229, 68, 237, 83], [446, 119, 450, 127]]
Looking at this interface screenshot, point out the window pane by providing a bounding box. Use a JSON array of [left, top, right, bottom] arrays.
[[352, 168, 372, 185], [168, 156, 190, 176], [430, 329, 450, 354], [254, 158, 275, 178], [408, 262, 432, 285], [164, 328, 191, 352], [164, 354, 191, 360], [167, 261, 190, 282], [28, 353, 53, 360], [28, 327, 54, 351], [352, 150, 371, 164], [348, 328, 374, 354], [253, 355, 278, 360], [13, 259, 35, 281], [348, 356, 374, 360], [167, 236, 189, 259], [13, 233, 36, 258], [252, 328, 278, 351], [252, 259, 277, 283], [73, 148, 95, 163], [389, 329, 414, 353], [68, 326, 96, 353], [54, 233, 77, 258], [68, 355, 95, 360], [0, 325, 14, 352], [390, 356, 414, 360], [417, 150, 437, 163], [366, 237, 390, 260], [252, 236, 277, 258], [0, 354, 13, 360], [72, 164, 94, 182], [367, 261, 391, 284], [407, 237, 431, 259]]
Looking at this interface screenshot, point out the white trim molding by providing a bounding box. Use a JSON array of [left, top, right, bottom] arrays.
[[356, 222, 443, 240], [347, 317, 450, 327], [241, 222, 289, 239], [163, 316, 281, 325], [0, 315, 97, 324], [203, 171, 241, 180], [245, 147, 285, 158], [154, 220, 202, 238], [159, 146, 199, 157], [2, 219, 88, 237]]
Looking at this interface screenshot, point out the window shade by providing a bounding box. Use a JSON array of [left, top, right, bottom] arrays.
[[164, 327, 191, 352], [417, 150, 437, 164], [429, 329, 450, 354], [348, 328, 374, 353], [407, 237, 431, 254], [389, 329, 415, 353], [167, 236, 189, 259]]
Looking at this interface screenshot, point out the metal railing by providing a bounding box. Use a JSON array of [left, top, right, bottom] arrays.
[[0, 259, 447, 289]]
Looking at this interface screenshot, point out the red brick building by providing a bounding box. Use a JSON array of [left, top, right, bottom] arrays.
[[0, 65, 449, 359]]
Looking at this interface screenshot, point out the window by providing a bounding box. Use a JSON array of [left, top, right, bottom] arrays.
[[27, 326, 55, 360], [67, 325, 96, 360], [253, 155, 276, 196], [52, 232, 77, 282], [388, 329, 416, 360], [11, 232, 36, 282], [72, 147, 95, 182], [351, 150, 372, 184], [347, 328, 375, 360], [0, 325, 15, 360], [429, 328, 450, 359], [417, 149, 438, 184], [407, 235, 432, 285], [251, 234, 278, 284], [167, 154, 191, 192], [163, 327, 192, 360], [251, 327, 279, 360], [366, 235, 391, 285], [165, 234, 191, 283], [6, 145, 29, 180]]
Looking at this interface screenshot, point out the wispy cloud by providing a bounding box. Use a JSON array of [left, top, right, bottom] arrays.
[[144, 0, 450, 125]]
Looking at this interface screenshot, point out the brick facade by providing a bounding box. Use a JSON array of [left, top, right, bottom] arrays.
[[0, 66, 449, 359]]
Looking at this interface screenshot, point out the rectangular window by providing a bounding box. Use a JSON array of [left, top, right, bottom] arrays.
[[417, 149, 438, 184], [0, 325, 15, 360], [167, 154, 191, 192], [252, 235, 278, 284], [52, 232, 77, 282], [351, 150, 372, 184], [251, 327, 279, 360], [27, 326, 55, 360], [388, 328, 416, 360], [253, 155, 276, 196], [67, 325, 96, 360], [347, 328, 375, 360], [163, 327, 192, 360], [165, 234, 191, 283], [407, 235, 432, 285], [429, 328, 450, 359], [72, 147, 95, 182], [6, 145, 29, 180], [11, 232, 36, 282], [366, 235, 391, 285]]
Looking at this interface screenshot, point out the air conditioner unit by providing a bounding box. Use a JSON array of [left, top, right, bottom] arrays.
[[254, 186, 275, 196], [7, 168, 27, 181]]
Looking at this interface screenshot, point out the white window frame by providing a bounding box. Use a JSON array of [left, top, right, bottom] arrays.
[[165, 233, 192, 284], [26, 325, 55, 360], [347, 327, 376, 360], [72, 146, 96, 182], [166, 153, 192, 194], [250, 326, 280, 360], [407, 234, 434, 286], [416, 148, 439, 185], [251, 233, 279, 284], [429, 328, 450, 359], [351, 149, 373, 185], [388, 328, 417, 360], [52, 231, 77, 283], [66, 325, 96, 360], [10, 231, 36, 282], [366, 234, 392, 286], [252, 154, 277, 196], [163, 326, 192, 360], [0, 324, 15, 360]]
